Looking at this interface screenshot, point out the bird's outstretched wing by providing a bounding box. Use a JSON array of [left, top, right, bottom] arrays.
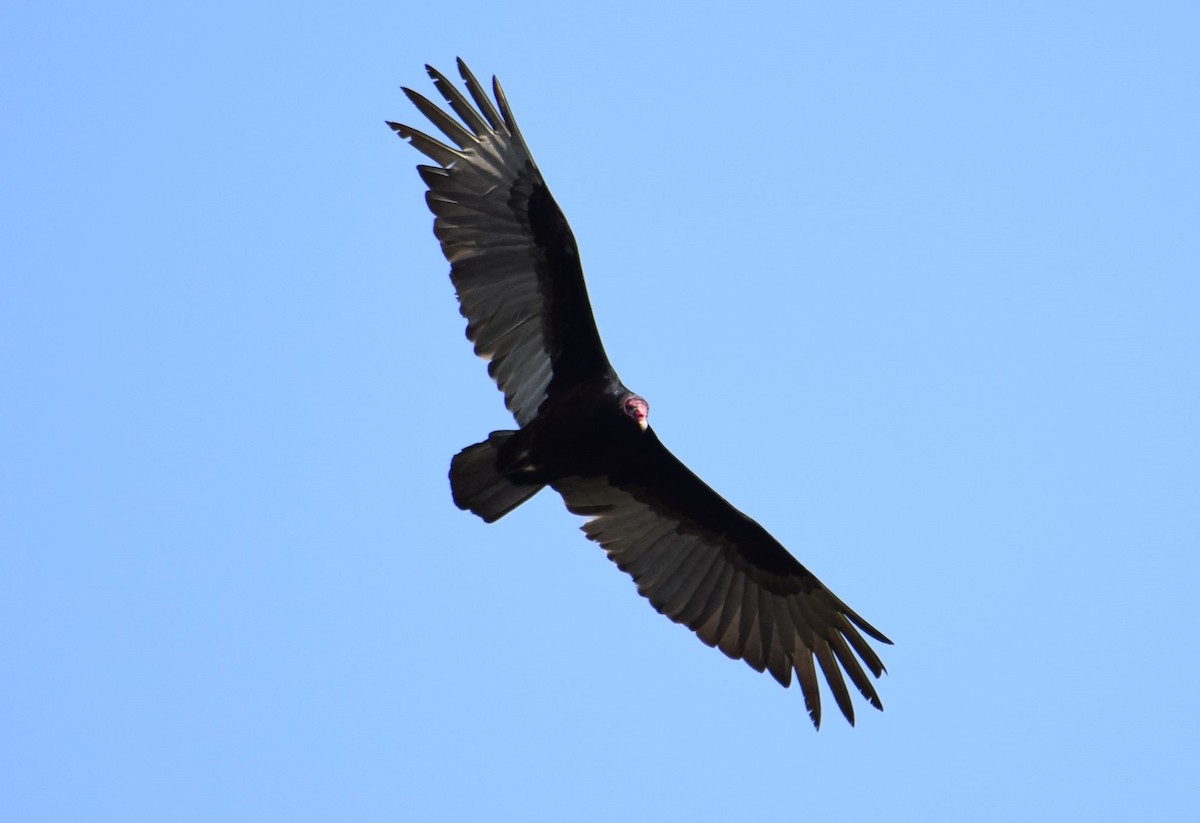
[[552, 429, 893, 728], [388, 60, 612, 425]]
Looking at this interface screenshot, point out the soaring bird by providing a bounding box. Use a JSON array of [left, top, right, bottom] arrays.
[[388, 60, 891, 728]]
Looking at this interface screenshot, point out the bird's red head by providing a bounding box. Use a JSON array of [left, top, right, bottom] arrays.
[[622, 394, 649, 431]]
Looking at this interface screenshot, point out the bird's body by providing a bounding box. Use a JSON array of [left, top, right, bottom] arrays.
[[389, 60, 892, 728]]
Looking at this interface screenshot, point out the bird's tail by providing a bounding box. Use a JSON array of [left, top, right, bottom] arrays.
[[449, 431, 543, 523]]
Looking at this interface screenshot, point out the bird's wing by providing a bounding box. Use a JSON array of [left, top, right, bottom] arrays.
[[551, 430, 892, 728], [388, 60, 612, 425]]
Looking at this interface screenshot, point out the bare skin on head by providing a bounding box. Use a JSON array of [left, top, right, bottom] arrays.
[[623, 394, 649, 431]]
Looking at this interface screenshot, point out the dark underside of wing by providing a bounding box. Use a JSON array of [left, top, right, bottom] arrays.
[[388, 60, 611, 425], [551, 429, 893, 728]]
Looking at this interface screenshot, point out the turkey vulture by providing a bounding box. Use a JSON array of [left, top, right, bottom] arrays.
[[388, 60, 892, 728]]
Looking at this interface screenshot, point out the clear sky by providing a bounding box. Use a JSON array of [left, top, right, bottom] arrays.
[[3, 2, 1198, 821]]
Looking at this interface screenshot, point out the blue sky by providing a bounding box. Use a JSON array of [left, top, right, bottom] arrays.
[[3, 1, 1198, 820]]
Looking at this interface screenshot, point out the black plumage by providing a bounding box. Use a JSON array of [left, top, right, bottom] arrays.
[[388, 60, 892, 728]]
